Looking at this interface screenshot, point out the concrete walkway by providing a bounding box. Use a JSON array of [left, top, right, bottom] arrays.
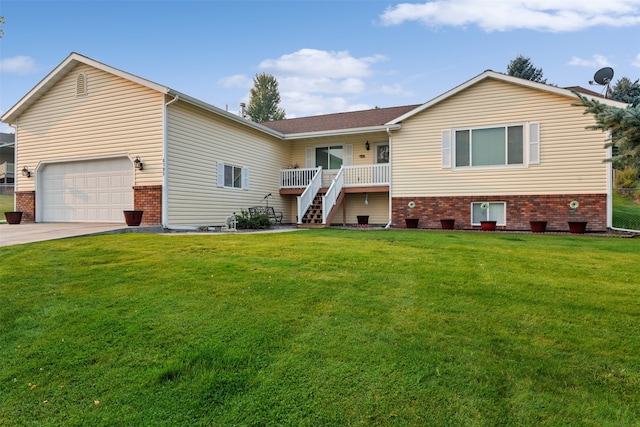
[[0, 222, 160, 247]]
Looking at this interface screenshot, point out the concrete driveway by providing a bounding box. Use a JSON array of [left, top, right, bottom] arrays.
[[0, 223, 158, 247]]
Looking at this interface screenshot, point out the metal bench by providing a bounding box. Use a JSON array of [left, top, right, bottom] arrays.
[[248, 206, 283, 225]]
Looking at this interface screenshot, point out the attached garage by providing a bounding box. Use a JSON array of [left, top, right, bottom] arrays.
[[38, 157, 134, 223]]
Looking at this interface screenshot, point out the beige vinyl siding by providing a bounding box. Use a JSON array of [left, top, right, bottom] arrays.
[[393, 78, 609, 197], [166, 102, 291, 226], [15, 63, 164, 191], [330, 192, 388, 225], [289, 132, 388, 168]]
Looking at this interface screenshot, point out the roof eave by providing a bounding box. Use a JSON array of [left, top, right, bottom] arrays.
[[280, 124, 401, 140]]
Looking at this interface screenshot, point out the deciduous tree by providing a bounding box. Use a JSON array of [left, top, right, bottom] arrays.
[[246, 73, 286, 122]]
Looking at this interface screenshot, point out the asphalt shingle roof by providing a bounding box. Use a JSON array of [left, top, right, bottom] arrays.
[[260, 104, 421, 135]]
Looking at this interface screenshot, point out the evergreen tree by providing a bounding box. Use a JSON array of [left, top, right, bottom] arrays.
[[246, 73, 286, 122], [610, 77, 640, 107], [575, 93, 640, 170], [507, 55, 546, 83]]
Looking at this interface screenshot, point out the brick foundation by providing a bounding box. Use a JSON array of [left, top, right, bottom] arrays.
[[393, 194, 607, 232], [133, 185, 162, 225], [15, 191, 35, 223]]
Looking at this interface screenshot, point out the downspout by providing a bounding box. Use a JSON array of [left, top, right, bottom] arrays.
[[162, 94, 179, 228], [385, 127, 393, 229]]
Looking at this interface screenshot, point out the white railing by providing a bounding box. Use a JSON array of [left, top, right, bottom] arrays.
[[322, 167, 345, 224], [0, 162, 14, 179], [280, 164, 389, 189], [296, 167, 322, 224], [281, 167, 319, 188], [343, 164, 389, 187]]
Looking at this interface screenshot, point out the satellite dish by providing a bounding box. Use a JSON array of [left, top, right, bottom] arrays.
[[593, 67, 614, 85]]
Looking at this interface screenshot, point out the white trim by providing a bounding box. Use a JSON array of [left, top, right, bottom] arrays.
[[279, 124, 401, 140], [441, 130, 451, 169], [471, 201, 507, 226], [451, 122, 527, 169]]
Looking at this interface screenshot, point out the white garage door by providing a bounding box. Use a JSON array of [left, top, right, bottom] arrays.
[[40, 157, 134, 223]]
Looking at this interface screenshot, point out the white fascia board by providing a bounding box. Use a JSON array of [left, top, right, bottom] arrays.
[[1, 52, 171, 124], [167, 90, 285, 139], [280, 124, 401, 140], [387, 70, 629, 124]]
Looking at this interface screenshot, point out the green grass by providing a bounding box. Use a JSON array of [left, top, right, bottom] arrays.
[[1, 229, 639, 426], [613, 191, 640, 230], [0, 194, 14, 216]]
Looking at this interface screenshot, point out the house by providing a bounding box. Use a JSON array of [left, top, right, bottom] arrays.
[[1, 52, 626, 231], [0, 133, 15, 191]]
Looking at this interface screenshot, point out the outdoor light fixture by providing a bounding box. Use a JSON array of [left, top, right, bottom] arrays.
[[365, 141, 370, 151], [22, 166, 31, 178], [134, 156, 144, 170]]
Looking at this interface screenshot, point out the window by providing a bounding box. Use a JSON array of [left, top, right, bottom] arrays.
[[454, 124, 523, 167], [471, 202, 506, 226], [315, 146, 343, 170], [217, 162, 248, 189]]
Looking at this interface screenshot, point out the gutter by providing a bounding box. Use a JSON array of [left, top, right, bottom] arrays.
[[385, 127, 393, 229], [162, 94, 179, 229]]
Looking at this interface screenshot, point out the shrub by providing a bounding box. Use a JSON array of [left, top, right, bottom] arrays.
[[235, 210, 271, 229]]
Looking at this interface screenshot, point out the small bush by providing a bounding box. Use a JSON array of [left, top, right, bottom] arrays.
[[235, 210, 271, 229]]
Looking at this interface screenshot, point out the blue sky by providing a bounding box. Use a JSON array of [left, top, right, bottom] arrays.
[[1, 0, 640, 133]]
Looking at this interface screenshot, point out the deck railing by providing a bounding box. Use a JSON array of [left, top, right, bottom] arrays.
[[280, 167, 320, 189], [281, 164, 389, 189], [343, 164, 389, 187], [322, 167, 345, 224], [296, 167, 322, 224], [0, 162, 14, 180]]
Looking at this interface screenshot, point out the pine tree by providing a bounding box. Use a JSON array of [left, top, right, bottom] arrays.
[[507, 55, 546, 83], [246, 73, 286, 122], [610, 77, 640, 107], [575, 93, 640, 170]]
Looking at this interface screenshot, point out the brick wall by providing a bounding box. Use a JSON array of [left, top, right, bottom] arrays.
[[392, 194, 607, 232], [133, 185, 162, 225], [14, 191, 35, 222]]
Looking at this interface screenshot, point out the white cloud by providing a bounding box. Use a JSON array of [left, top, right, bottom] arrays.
[[568, 54, 611, 67], [259, 49, 386, 79], [379, 0, 640, 32], [218, 49, 405, 117], [633, 53, 640, 67], [0, 55, 38, 74], [217, 74, 253, 88]]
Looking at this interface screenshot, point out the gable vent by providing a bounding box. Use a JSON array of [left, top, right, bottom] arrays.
[[76, 73, 87, 96]]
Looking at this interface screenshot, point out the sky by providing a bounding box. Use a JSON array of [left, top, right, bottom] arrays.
[[1, 0, 640, 134]]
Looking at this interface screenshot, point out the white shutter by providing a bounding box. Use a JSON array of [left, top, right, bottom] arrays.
[[529, 123, 540, 165], [344, 144, 353, 166], [242, 167, 249, 190], [217, 161, 224, 187], [442, 130, 452, 168], [306, 147, 313, 168]]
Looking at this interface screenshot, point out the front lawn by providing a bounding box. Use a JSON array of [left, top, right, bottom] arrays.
[[1, 229, 638, 426]]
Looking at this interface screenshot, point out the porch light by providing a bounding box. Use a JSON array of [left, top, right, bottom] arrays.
[[365, 193, 369, 205], [134, 156, 144, 170], [21, 166, 31, 178], [365, 141, 370, 150]]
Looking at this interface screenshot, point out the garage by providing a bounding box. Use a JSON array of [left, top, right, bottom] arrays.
[[39, 157, 134, 223]]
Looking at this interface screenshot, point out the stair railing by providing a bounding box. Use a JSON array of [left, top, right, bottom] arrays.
[[296, 167, 322, 224], [322, 167, 345, 224]]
